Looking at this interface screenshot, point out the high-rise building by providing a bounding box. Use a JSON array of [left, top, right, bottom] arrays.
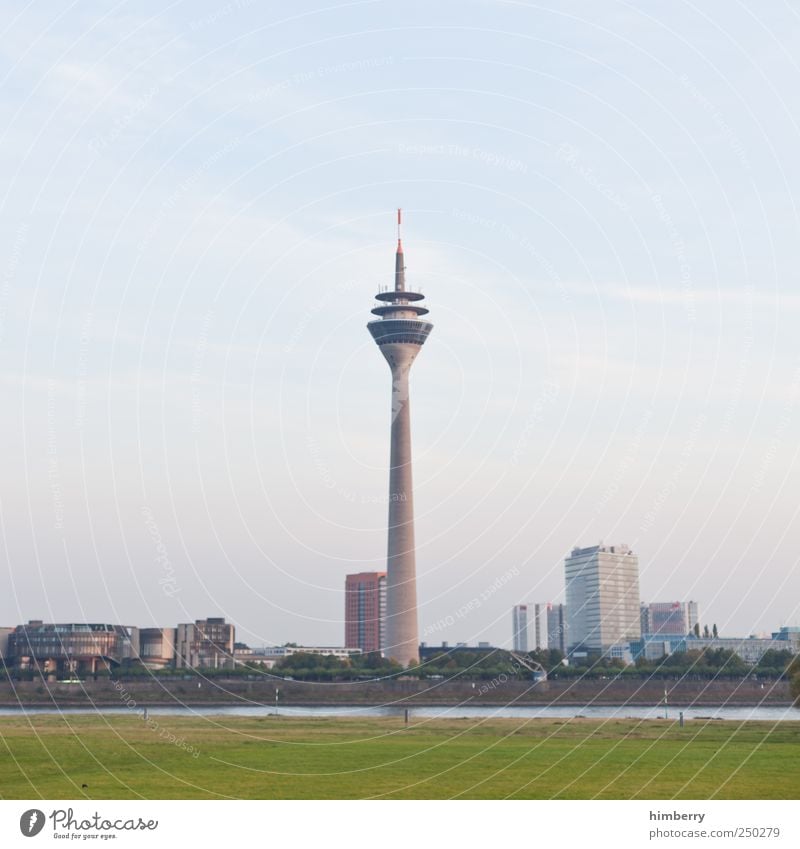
[[345, 571, 387, 654], [564, 544, 641, 655], [686, 601, 699, 634], [546, 603, 566, 654], [513, 603, 546, 652], [512, 604, 528, 652], [640, 602, 650, 636], [367, 210, 433, 667], [533, 603, 545, 650], [648, 602, 685, 635], [640, 601, 700, 636]]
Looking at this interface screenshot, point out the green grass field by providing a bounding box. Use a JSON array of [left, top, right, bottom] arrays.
[[1, 715, 798, 800]]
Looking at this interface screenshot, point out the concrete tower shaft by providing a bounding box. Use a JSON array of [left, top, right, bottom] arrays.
[[366, 210, 432, 667]]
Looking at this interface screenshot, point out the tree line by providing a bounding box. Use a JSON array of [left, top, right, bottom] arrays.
[[3, 648, 799, 696]]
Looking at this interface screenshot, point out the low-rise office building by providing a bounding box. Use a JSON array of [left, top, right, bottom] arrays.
[[607, 643, 634, 665], [259, 646, 362, 660], [772, 626, 800, 650], [631, 634, 798, 664], [686, 636, 796, 664], [232, 646, 277, 668], [7, 621, 139, 677]]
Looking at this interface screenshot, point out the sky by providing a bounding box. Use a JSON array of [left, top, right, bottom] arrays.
[[2, 0, 800, 648]]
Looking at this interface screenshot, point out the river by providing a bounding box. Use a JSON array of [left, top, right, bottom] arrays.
[[0, 704, 796, 721]]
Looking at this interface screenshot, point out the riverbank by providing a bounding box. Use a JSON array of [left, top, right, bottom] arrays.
[[0, 676, 791, 708]]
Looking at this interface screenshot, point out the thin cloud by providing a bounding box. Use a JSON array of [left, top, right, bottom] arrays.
[[559, 280, 795, 308]]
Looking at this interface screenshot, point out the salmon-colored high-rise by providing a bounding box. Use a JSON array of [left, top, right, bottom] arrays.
[[367, 210, 432, 667], [344, 571, 386, 654]]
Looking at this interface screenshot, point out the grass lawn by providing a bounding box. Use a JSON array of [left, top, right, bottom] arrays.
[[1, 714, 798, 800]]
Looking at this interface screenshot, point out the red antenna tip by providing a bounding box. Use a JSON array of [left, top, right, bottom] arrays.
[[396, 208, 403, 251]]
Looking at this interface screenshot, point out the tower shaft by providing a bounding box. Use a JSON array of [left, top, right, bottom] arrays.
[[385, 354, 418, 666]]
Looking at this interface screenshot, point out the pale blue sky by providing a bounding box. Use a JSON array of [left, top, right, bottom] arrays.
[[2, 1, 799, 647]]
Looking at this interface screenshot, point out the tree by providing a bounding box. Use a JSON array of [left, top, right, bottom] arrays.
[[271, 652, 351, 680], [712, 623, 718, 638], [754, 650, 795, 679], [355, 651, 401, 674], [703, 624, 710, 638], [788, 656, 800, 706], [693, 623, 701, 638]]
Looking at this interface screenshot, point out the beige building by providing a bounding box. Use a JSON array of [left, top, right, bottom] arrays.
[[138, 627, 177, 669], [175, 618, 234, 670], [565, 544, 641, 655]]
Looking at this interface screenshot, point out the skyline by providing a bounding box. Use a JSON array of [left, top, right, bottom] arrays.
[[2, 2, 800, 648]]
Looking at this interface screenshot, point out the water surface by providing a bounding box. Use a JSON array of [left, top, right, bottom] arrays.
[[0, 704, 795, 721]]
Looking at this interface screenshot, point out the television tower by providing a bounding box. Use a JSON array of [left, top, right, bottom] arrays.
[[367, 210, 433, 667]]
